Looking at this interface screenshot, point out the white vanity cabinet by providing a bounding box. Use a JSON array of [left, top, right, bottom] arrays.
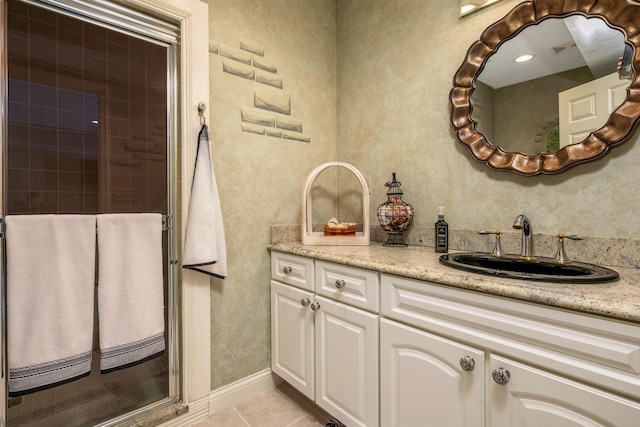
[[380, 318, 485, 427], [381, 274, 640, 427], [272, 246, 640, 427], [270, 252, 379, 427], [314, 295, 379, 427], [489, 355, 640, 426], [271, 280, 315, 397]]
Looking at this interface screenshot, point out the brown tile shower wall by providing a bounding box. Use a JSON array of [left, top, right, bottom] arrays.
[[6, 1, 167, 215]]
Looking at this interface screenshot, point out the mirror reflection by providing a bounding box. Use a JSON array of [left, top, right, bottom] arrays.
[[473, 16, 631, 155]]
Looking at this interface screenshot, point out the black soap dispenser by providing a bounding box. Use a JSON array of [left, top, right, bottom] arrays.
[[435, 206, 448, 253]]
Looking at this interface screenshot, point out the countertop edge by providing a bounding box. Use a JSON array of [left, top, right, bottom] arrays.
[[269, 242, 640, 324]]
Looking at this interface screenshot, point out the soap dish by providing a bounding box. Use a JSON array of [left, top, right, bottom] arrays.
[[324, 225, 356, 236]]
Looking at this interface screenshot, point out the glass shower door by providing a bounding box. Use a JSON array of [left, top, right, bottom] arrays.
[[2, 0, 178, 425]]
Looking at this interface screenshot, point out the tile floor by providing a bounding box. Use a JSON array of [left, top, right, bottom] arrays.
[[194, 382, 338, 427]]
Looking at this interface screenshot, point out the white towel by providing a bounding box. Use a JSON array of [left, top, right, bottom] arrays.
[[97, 213, 165, 372], [183, 125, 227, 278], [6, 214, 96, 395]]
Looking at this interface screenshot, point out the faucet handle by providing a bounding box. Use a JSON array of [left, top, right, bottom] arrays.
[[478, 230, 505, 257], [554, 234, 583, 264]]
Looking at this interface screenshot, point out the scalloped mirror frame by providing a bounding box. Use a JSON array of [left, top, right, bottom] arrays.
[[450, 0, 640, 175]]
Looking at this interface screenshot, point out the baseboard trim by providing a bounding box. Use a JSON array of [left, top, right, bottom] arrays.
[[159, 369, 282, 426], [209, 368, 282, 415]]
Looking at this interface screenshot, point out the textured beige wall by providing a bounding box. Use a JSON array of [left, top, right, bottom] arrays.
[[205, 0, 640, 392], [206, 0, 337, 389], [337, 0, 640, 239]]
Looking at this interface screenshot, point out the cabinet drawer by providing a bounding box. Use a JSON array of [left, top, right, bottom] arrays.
[[271, 252, 314, 291], [316, 261, 380, 312], [381, 274, 640, 399]]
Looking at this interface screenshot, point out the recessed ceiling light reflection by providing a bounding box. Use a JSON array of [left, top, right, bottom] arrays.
[[514, 54, 534, 63], [460, 4, 476, 14]]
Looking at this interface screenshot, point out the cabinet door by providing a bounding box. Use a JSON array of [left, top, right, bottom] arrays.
[[315, 296, 379, 427], [490, 355, 640, 427], [380, 319, 485, 427], [271, 281, 315, 399]]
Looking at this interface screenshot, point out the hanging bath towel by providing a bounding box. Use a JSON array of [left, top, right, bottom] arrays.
[[97, 213, 165, 372], [183, 124, 228, 278], [6, 214, 96, 396]]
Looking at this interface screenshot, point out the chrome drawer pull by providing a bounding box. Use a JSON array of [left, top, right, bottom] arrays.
[[311, 302, 321, 311], [300, 298, 310, 307], [283, 266, 292, 274], [335, 279, 346, 289]]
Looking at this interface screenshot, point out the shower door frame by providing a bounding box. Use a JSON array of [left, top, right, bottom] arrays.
[[0, 0, 212, 425]]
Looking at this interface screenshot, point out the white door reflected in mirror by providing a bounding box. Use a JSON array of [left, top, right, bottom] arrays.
[[558, 72, 631, 148]]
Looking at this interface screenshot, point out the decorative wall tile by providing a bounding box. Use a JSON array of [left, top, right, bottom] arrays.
[[211, 39, 310, 143], [240, 40, 264, 56], [253, 56, 277, 74], [219, 45, 252, 65], [223, 60, 255, 80], [241, 107, 275, 127], [254, 85, 290, 115], [283, 132, 310, 143], [241, 124, 265, 135], [256, 70, 283, 89], [276, 116, 302, 132]]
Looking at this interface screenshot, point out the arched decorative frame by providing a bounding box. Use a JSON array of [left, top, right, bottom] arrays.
[[302, 162, 370, 246], [450, 0, 640, 175]]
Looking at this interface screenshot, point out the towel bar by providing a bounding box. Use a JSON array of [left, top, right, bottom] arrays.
[[1, 215, 169, 235]]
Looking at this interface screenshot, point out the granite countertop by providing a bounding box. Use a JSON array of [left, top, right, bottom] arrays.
[[269, 242, 640, 324]]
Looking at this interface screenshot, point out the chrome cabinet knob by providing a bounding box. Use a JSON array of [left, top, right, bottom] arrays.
[[492, 367, 510, 385], [335, 279, 346, 289], [300, 298, 310, 307], [310, 302, 321, 311], [283, 266, 292, 274], [459, 356, 475, 372]]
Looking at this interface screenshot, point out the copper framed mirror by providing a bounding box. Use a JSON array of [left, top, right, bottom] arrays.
[[450, 0, 640, 175]]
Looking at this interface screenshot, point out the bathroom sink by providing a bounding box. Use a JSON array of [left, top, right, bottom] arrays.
[[439, 252, 619, 284]]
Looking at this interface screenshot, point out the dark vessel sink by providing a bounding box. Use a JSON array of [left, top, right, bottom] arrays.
[[439, 252, 619, 284]]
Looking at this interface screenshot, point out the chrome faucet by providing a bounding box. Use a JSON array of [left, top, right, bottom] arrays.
[[513, 214, 535, 259]]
